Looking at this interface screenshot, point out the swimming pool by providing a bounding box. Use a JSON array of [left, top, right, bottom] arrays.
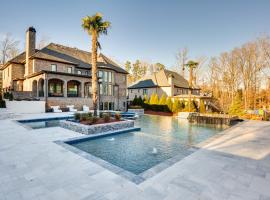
[[69, 115, 225, 177], [18, 117, 73, 129]]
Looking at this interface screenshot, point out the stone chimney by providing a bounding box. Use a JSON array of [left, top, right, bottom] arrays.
[[25, 26, 36, 76], [168, 74, 174, 96]]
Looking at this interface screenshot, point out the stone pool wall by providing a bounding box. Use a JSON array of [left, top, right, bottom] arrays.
[[60, 120, 134, 135]]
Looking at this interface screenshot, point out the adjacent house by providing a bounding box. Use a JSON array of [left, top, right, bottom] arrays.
[[1, 27, 128, 111], [128, 69, 200, 99], [127, 69, 215, 109]]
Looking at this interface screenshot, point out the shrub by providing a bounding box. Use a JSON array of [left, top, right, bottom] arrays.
[[115, 113, 121, 120], [8, 93, 13, 101], [3, 92, 9, 99], [137, 96, 144, 106], [228, 94, 244, 116], [103, 114, 110, 123], [149, 93, 159, 104], [74, 113, 81, 121], [183, 100, 197, 112], [99, 112, 103, 118], [87, 112, 93, 117], [143, 95, 149, 104], [172, 99, 182, 113], [166, 97, 173, 111], [0, 97, 6, 108], [92, 116, 98, 123], [199, 100, 206, 113], [132, 96, 138, 105], [80, 113, 89, 121], [159, 94, 167, 105]]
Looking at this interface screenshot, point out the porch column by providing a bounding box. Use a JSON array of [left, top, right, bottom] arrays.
[[63, 81, 67, 97], [81, 82, 85, 98]]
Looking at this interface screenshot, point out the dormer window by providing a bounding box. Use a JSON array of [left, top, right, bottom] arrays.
[[51, 64, 57, 72]]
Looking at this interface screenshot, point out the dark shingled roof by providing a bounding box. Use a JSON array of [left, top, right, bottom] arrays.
[[128, 79, 158, 89], [3, 43, 127, 74], [32, 43, 128, 74], [128, 69, 199, 89]]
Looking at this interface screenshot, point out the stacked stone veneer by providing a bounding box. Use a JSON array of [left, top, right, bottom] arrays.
[[60, 119, 134, 135]]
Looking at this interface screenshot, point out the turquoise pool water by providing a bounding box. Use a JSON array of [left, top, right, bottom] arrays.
[[71, 115, 225, 175], [18, 117, 72, 129]]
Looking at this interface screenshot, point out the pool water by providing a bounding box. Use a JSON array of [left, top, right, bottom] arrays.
[[23, 120, 61, 129], [71, 115, 225, 175], [18, 117, 72, 129]]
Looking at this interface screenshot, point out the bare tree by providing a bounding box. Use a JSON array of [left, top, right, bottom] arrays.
[[37, 35, 51, 49], [175, 47, 188, 77], [0, 33, 20, 64]]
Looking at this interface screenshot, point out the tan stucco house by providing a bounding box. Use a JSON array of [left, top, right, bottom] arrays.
[[128, 69, 200, 99], [127, 69, 217, 109], [1, 27, 128, 111]]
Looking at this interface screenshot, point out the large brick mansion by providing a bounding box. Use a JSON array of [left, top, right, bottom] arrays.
[[1, 27, 128, 111]]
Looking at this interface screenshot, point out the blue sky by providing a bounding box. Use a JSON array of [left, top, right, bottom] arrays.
[[1, 0, 270, 67]]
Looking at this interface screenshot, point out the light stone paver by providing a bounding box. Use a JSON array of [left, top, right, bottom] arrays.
[[0, 111, 270, 200]]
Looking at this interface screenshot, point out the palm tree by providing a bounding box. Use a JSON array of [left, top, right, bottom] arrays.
[[82, 13, 111, 116]]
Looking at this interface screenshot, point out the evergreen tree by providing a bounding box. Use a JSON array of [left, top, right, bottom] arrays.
[[143, 95, 149, 104], [132, 96, 138, 105], [137, 96, 144, 106], [228, 94, 244, 116], [199, 100, 206, 113], [166, 97, 173, 111], [149, 93, 156, 104], [159, 94, 167, 105], [183, 101, 196, 112], [172, 99, 180, 113], [153, 93, 159, 104], [179, 100, 185, 110]]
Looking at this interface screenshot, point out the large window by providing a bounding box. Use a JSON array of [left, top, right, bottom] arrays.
[[67, 80, 80, 97], [143, 89, 148, 95], [48, 79, 63, 97], [51, 64, 57, 72], [98, 70, 114, 96], [84, 83, 92, 97]]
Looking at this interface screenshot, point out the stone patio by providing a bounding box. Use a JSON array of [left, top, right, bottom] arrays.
[[0, 110, 270, 200]]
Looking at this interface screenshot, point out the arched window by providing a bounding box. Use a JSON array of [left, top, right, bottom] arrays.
[[67, 80, 81, 97], [32, 80, 37, 97], [38, 78, 44, 97], [48, 79, 63, 97]]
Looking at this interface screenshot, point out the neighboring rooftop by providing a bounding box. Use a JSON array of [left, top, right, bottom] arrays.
[[128, 69, 198, 89]]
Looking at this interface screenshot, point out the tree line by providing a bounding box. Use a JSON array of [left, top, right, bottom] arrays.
[[204, 36, 270, 114], [124, 60, 166, 84]]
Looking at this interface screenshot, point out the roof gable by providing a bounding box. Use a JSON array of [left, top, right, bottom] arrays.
[[128, 69, 197, 89]]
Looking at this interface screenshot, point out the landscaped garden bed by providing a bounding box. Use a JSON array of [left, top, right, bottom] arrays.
[[60, 112, 135, 135]]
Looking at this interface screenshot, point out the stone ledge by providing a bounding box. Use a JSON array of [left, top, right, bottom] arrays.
[[60, 119, 134, 135]]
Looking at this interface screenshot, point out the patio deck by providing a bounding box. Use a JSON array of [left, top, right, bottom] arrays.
[[0, 111, 270, 200]]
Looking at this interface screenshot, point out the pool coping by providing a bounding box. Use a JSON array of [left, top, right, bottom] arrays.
[[15, 116, 74, 130], [56, 127, 201, 185]]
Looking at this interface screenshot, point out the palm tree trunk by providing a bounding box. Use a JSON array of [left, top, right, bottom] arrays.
[[91, 31, 98, 116]]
